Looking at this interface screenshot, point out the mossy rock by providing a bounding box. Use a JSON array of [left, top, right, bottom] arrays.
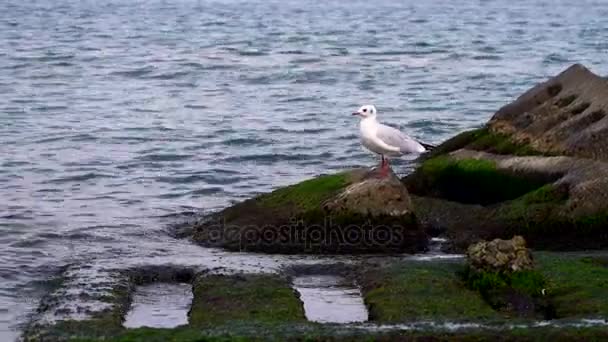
[[189, 168, 427, 254], [406, 147, 608, 251], [405, 155, 548, 205], [402, 65, 608, 252], [423, 127, 545, 160]]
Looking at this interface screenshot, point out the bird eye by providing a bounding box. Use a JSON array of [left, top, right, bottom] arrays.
[[363, 109, 367, 112]]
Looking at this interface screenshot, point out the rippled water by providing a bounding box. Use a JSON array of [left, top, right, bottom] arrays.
[[293, 275, 368, 324], [123, 283, 192, 329], [1, 0, 608, 339]]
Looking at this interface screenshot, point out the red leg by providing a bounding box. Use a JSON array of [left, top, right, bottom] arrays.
[[379, 155, 389, 177]]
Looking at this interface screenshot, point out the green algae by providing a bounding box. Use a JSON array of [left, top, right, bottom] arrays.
[[189, 274, 306, 327], [258, 172, 350, 211], [496, 184, 568, 224], [466, 129, 544, 156], [423, 127, 544, 158], [536, 252, 608, 318], [360, 261, 499, 322], [52, 325, 608, 342], [461, 266, 548, 303], [414, 157, 548, 205]]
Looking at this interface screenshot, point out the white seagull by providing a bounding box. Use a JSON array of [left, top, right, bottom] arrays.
[[352, 104, 431, 176]]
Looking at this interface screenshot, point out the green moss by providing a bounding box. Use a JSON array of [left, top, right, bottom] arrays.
[[497, 184, 568, 223], [258, 172, 350, 211], [424, 127, 544, 158], [536, 252, 608, 318], [462, 266, 547, 298], [360, 261, 499, 322], [460, 265, 550, 318], [574, 212, 608, 233], [189, 274, 306, 327], [415, 157, 548, 205], [510, 271, 548, 297], [467, 128, 543, 156]]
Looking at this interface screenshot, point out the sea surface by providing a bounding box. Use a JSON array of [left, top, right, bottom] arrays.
[[1, 0, 607, 339]]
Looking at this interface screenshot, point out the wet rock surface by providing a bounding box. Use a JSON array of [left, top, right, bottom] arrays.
[[405, 64, 608, 252], [186, 167, 427, 254]]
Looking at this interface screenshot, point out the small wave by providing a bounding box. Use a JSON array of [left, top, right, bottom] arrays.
[[202, 21, 227, 27], [188, 187, 225, 196], [222, 137, 271, 146], [222, 152, 332, 164], [69, 133, 98, 142], [237, 50, 268, 57], [1, 160, 30, 167], [543, 53, 570, 65], [146, 71, 190, 80], [14, 54, 75, 62], [1, 212, 33, 220], [157, 174, 215, 185], [110, 66, 156, 78], [278, 50, 306, 55], [1, 63, 31, 70], [290, 57, 323, 64], [50, 62, 73, 67], [360, 50, 412, 56], [135, 153, 194, 162], [472, 54, 502, 61], [31, 105, 69, 112], [132, 108, 162, 113], [47, 172, 116, 184]]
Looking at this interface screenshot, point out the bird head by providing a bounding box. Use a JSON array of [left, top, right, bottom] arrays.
[[352, 104, 377, 119]]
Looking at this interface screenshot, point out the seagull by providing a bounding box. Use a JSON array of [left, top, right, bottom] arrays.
[[352, 104, 431, 176]]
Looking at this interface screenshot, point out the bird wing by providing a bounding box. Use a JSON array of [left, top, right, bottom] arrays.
[[376, 124, 426, 154]]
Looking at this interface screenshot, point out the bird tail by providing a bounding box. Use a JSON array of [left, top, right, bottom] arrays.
[[420, 142, 436, 151]]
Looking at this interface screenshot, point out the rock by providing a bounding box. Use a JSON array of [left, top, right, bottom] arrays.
[[463, 237, 553, 319], [186, 167, 427, 254], [489, 64, 608, 160], [323, 169, 413, 217], [404, 64, 608, 252], [466, 236, 534, 273]]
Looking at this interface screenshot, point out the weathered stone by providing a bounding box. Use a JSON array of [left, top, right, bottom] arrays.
[[323, 168, 413, 217], [489, 64, 608, 161], [467, 236, 534, 273]]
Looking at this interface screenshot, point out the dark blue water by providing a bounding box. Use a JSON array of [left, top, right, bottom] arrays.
[[1, 0, 608, 339]]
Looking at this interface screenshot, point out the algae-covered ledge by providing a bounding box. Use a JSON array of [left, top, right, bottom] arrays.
[[188, 167, 428, 254]]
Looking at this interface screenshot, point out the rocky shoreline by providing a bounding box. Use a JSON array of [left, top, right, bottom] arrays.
[[23, 64, 608, 341], [181, 64, 608, 255]]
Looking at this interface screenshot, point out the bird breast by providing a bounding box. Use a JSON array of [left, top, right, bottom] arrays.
[[359, 119, 385, 155]]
